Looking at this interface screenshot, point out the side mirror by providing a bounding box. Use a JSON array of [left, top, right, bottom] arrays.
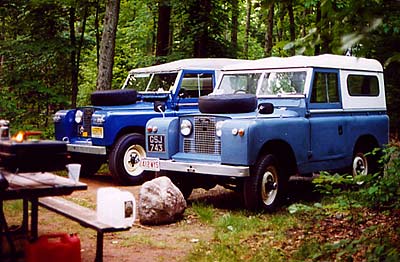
[[154, 101, 166, 113], [258, 103, 274, 114]]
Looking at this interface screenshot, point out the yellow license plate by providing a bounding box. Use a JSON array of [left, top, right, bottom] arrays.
[[91, 126, 104, 138]]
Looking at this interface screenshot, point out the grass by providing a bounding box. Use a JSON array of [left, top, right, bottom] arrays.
[[186, 204, 301, 262]]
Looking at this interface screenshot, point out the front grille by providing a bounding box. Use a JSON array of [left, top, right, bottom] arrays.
[[183, 117, 221, 155], [79, 108, 95, 137]]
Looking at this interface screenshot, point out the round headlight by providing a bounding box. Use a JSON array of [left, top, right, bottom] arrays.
[[180, 119, 192, 136], [75, 110, 83, 123], [216, 121, 224, 137]]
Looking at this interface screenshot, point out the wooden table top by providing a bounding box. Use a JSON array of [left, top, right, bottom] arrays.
[[0, 171, 87, 200]]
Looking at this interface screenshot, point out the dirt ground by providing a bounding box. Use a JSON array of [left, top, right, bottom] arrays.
[[4, 172, 315, 262], [35, 173, 235, 262]]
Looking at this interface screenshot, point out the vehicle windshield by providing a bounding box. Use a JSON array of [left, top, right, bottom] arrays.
[[122, 73, 178, 92], [214, 73, 261, 95], [215, 71, 306, 96]]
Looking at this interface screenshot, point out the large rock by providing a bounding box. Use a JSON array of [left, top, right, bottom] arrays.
[[138, 176, 187, 225]]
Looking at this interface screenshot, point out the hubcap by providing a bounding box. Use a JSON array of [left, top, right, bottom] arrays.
[[123, 144, 146, 177], [352, 153, 368, 185], [353, 154, 368, 176], [261, 170, 278, 206]]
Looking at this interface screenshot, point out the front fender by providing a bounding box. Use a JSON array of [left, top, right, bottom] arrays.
[[146, 117, 179, 159]]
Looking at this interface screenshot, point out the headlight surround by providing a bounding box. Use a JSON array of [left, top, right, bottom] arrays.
[[215, 121, 224, 137], [53, 112, 65, 123], [92, 114, 106, 124], [74, 110, 83, 123], [180, 119, 192, 136]]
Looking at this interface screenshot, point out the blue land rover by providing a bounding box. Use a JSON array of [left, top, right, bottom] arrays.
[[142, 55, 389, 211], [53, 58, 243, 185]]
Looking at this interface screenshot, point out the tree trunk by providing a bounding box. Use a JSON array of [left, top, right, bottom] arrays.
[[69, 7, 78, 108], [96, 0, 120, 90], [277, 3, 284, 41], [264, 2, 274, 57], [244, 0, 252, 58], [231, 0, 239, 57], [193, 0, 211, 58], [95, 0, 100, 67], [315, 1, 321, 55], [155, 0, 171, 59], [287, 1, 295, 56]]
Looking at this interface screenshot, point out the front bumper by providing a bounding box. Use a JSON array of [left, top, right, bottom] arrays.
[[67, 143, 107, 155], [159, 159, 250, 177]]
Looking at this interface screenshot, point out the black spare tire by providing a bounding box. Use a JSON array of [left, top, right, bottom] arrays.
[[91, 89, 138, 106], [199, 94, 257, 114]]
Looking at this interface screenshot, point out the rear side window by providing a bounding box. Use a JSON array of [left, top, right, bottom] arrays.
[[310, 72, 339, 103], [347, 75, 379, 96]]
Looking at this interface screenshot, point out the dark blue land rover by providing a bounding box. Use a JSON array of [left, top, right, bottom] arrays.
[[53, 58, 243, 185], [142, 55, 389, 211]]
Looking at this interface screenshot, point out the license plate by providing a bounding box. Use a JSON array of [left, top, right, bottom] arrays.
[[147, 135, 165, 152], [140, 157, 160, 171], [91, 126, 104, 138]]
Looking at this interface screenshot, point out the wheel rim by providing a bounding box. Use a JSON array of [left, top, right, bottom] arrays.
[[123, 144, 146, 177], [261, 168, 278, 206], [352, 153, 368, 185], [353, 153, 368, 177]]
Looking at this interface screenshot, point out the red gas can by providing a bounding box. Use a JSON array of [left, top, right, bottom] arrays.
[[25, 233, 81, 262]]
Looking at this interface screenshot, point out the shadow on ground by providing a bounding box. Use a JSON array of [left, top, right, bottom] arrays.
[[187, 180, 322, 211]]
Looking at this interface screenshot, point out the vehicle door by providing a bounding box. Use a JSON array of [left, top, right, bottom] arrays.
[[307, 68, 347, 167]]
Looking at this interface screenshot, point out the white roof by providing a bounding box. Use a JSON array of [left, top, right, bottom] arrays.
[[222, 54, 383, 72], [129, 58, 247, 74]]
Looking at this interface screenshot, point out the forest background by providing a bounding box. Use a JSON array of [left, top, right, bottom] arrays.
[[0, 0, 399, 138]]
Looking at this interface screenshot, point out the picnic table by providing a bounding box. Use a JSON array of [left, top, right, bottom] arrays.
[[0, 171, 87, 258]]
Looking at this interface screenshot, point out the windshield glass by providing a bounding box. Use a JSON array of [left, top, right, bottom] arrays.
[[215, 73, 261, 95], [258, 71, 306, 96], [215, 71, 306, 96], [122, 73, 178, 92]]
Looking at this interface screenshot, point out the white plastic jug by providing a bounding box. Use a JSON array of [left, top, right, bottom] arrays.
[[96, 187, 136, 228]]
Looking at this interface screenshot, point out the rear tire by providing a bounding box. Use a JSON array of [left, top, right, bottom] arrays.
[[109, 133, 154, 185], [243, 154, 287, 211], [352, 146, 381, 184]]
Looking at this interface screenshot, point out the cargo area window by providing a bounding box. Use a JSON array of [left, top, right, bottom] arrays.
[[347, 75, 379, 96]]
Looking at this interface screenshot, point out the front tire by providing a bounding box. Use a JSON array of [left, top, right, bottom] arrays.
[[167, 172, 194, 200], [243, 154, 287, 211], [70, 154, 105, 177], [109, 133, 154, 185]]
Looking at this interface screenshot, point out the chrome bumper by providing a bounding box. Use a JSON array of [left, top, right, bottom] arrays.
[[159, 159, 250, 177], [67, 144, 107, 155]]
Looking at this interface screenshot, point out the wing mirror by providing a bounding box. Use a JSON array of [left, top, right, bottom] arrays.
[[258, 103, 274, 114], [154, 101, 166, 118]]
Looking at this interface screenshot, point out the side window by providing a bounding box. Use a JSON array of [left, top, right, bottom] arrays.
[[347, 75, 379, 96], [179, 73, 213, 98], [311, 72, 339, 103]]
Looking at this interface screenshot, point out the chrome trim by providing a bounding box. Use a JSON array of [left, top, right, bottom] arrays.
[[67, 144, 107, 155], [159, 159, 250, 177], [177, 102, 198, 107]]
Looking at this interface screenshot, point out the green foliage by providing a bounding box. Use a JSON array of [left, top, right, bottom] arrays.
[[312, 145, 400, 211], [1, 0, 400, 136], [288, 144, 400, 261]]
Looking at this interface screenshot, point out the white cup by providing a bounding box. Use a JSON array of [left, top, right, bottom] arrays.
[[66, 164, 81, 184]]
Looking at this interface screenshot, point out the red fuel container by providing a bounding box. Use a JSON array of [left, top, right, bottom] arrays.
[[25, 233, 81, 262]]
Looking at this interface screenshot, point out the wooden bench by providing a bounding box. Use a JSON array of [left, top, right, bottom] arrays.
[[38, 196, 131, 262]]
